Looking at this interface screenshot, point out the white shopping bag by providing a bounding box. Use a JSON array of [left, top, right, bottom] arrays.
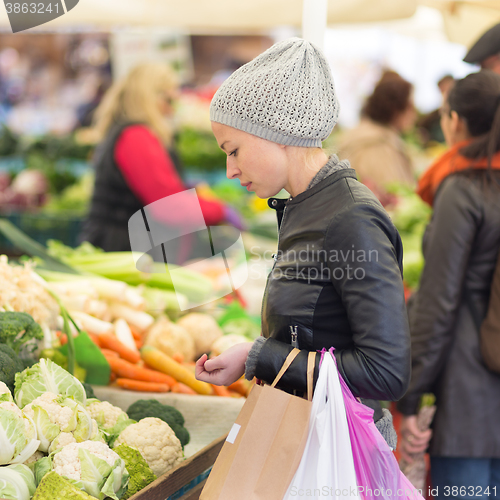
[[283, 352, 361, 500]]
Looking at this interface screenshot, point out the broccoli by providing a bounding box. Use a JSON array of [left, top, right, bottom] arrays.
[[169, 422, 190, 448], [0, 343, 24, 392], [113, 444, 157, 499], [0, 311, 44, 355], [126, 399, 189, 447]]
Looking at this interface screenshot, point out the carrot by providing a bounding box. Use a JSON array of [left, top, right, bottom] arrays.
[[171, 382, 196, 395], [228, 379, 249, 397], [228, 390, 244, 398], [141, 346, 213, 395], [109, 372, 117, 383], [59, 333, 68, 346], [143, 364, 177, 387], [116, 378, 170, 392], [211, 384, 233, 397], [172, 352, 184, 364], [98, 332, 141, 364], [100, 348, 120, 358], [88, 333, 101, 346], [129, 324, 143, 341], [134, 338, 143, 350], [106, 356, 175, 384]]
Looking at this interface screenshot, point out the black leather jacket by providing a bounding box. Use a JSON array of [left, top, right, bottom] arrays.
[[254, 168, 411, 418]]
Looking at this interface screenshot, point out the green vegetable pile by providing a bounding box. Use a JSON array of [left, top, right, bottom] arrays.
[[0, 358, 178, 500], [386, 184, 433, 290]]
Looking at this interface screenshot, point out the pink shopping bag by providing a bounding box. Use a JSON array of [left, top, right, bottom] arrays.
[[327, 348, 425, 500]]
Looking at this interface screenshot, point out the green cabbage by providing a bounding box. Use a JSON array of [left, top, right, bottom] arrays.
[[14, 358, 86, 409], [0, 403, 40, 465], [0, 463, 36, 500]]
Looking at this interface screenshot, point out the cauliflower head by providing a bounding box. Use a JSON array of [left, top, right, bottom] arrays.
[[113, 417, 183, 477], [177, 313, 223, 358], [86, 400, 127, 430], [145, 317, 195, 362], [53, 441, 120, 481], [24, 450, 45, 465], [23, 393, 75, 431], [23, 393, 97, 452]]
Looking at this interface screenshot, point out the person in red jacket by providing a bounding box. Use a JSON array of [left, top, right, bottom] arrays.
[[79, 62, 242, 258]]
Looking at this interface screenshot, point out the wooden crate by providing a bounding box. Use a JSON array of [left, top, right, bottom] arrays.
[[129, 434, 226, 500]]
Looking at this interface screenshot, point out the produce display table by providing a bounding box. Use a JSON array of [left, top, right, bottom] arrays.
[[92, 386, 245, 458]]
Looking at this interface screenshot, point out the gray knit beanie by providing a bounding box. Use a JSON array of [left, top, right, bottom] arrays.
[[210, 37, 339, 148]]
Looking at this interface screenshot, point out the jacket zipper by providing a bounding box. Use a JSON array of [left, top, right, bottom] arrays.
[[289, 325, 299, 348], [260, 201, 290, 327]]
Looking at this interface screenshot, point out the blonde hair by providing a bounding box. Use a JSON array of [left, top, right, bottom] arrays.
[[93, 63, 179, 146]]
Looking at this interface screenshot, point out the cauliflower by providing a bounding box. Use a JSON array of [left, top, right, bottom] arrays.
[[86, 399, 134, 446], [145, 316, 195, 362], [210, 334, 250, 357], [24, 451, 45, 465], [48, 432, 77, 454], [23, 393, 75, 430], [53, 441, 121, 481], [86, 400, 127, 429], [47, 441, 129, 500], [177, 313, 223, 358], [113, 417, 183, 477], [23, 393, 97, 452]]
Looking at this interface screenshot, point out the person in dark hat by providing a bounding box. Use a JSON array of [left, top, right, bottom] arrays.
[[464, 22, 500, 73]]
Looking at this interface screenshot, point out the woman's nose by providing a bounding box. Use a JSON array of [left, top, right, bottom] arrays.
[[226, 161, 239, 180]]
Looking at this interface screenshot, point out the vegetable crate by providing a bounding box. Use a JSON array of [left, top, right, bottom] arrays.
[[130, 434, 225, 500], [0, 212, 84, 252]]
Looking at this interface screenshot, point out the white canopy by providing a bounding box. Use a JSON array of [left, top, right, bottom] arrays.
[[0, 0, 417, 32], [421, 0, 500, 46]]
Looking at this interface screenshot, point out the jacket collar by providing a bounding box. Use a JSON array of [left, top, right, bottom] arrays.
[[267, 168, 358, 211]]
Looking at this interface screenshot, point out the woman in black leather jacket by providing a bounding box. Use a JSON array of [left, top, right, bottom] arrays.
[[195, 38, 411, 446], [398, 71, 500, 495]]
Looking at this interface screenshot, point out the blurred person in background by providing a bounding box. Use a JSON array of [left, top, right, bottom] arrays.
[[80, 62, 243, 254], [464, 22, 500, 74], [417, 75, 455, 146], [398, 71, 500, 496], [337, 70, 416, 198]]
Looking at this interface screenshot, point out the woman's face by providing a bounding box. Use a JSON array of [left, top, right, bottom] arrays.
[[211, 122, 289, 198], [158, 90, 177, 117]]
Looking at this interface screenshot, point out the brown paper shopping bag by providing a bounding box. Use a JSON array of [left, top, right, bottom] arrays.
[[200, 348, 315, 500]]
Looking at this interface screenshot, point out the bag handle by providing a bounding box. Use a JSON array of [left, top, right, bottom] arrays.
[[306, 351, 315, 402], [271, 348, 316, 401]]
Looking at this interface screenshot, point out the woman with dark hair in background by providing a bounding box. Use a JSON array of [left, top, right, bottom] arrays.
[[398, 70, 500, 496], [338, 70, 417, 196]]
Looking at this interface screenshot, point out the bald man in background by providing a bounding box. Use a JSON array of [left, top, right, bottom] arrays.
[[464, 22, 500, 74]]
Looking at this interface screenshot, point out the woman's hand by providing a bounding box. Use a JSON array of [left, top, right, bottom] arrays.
[[398, 415, 432, 463], [195, 342, 254, 386]]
